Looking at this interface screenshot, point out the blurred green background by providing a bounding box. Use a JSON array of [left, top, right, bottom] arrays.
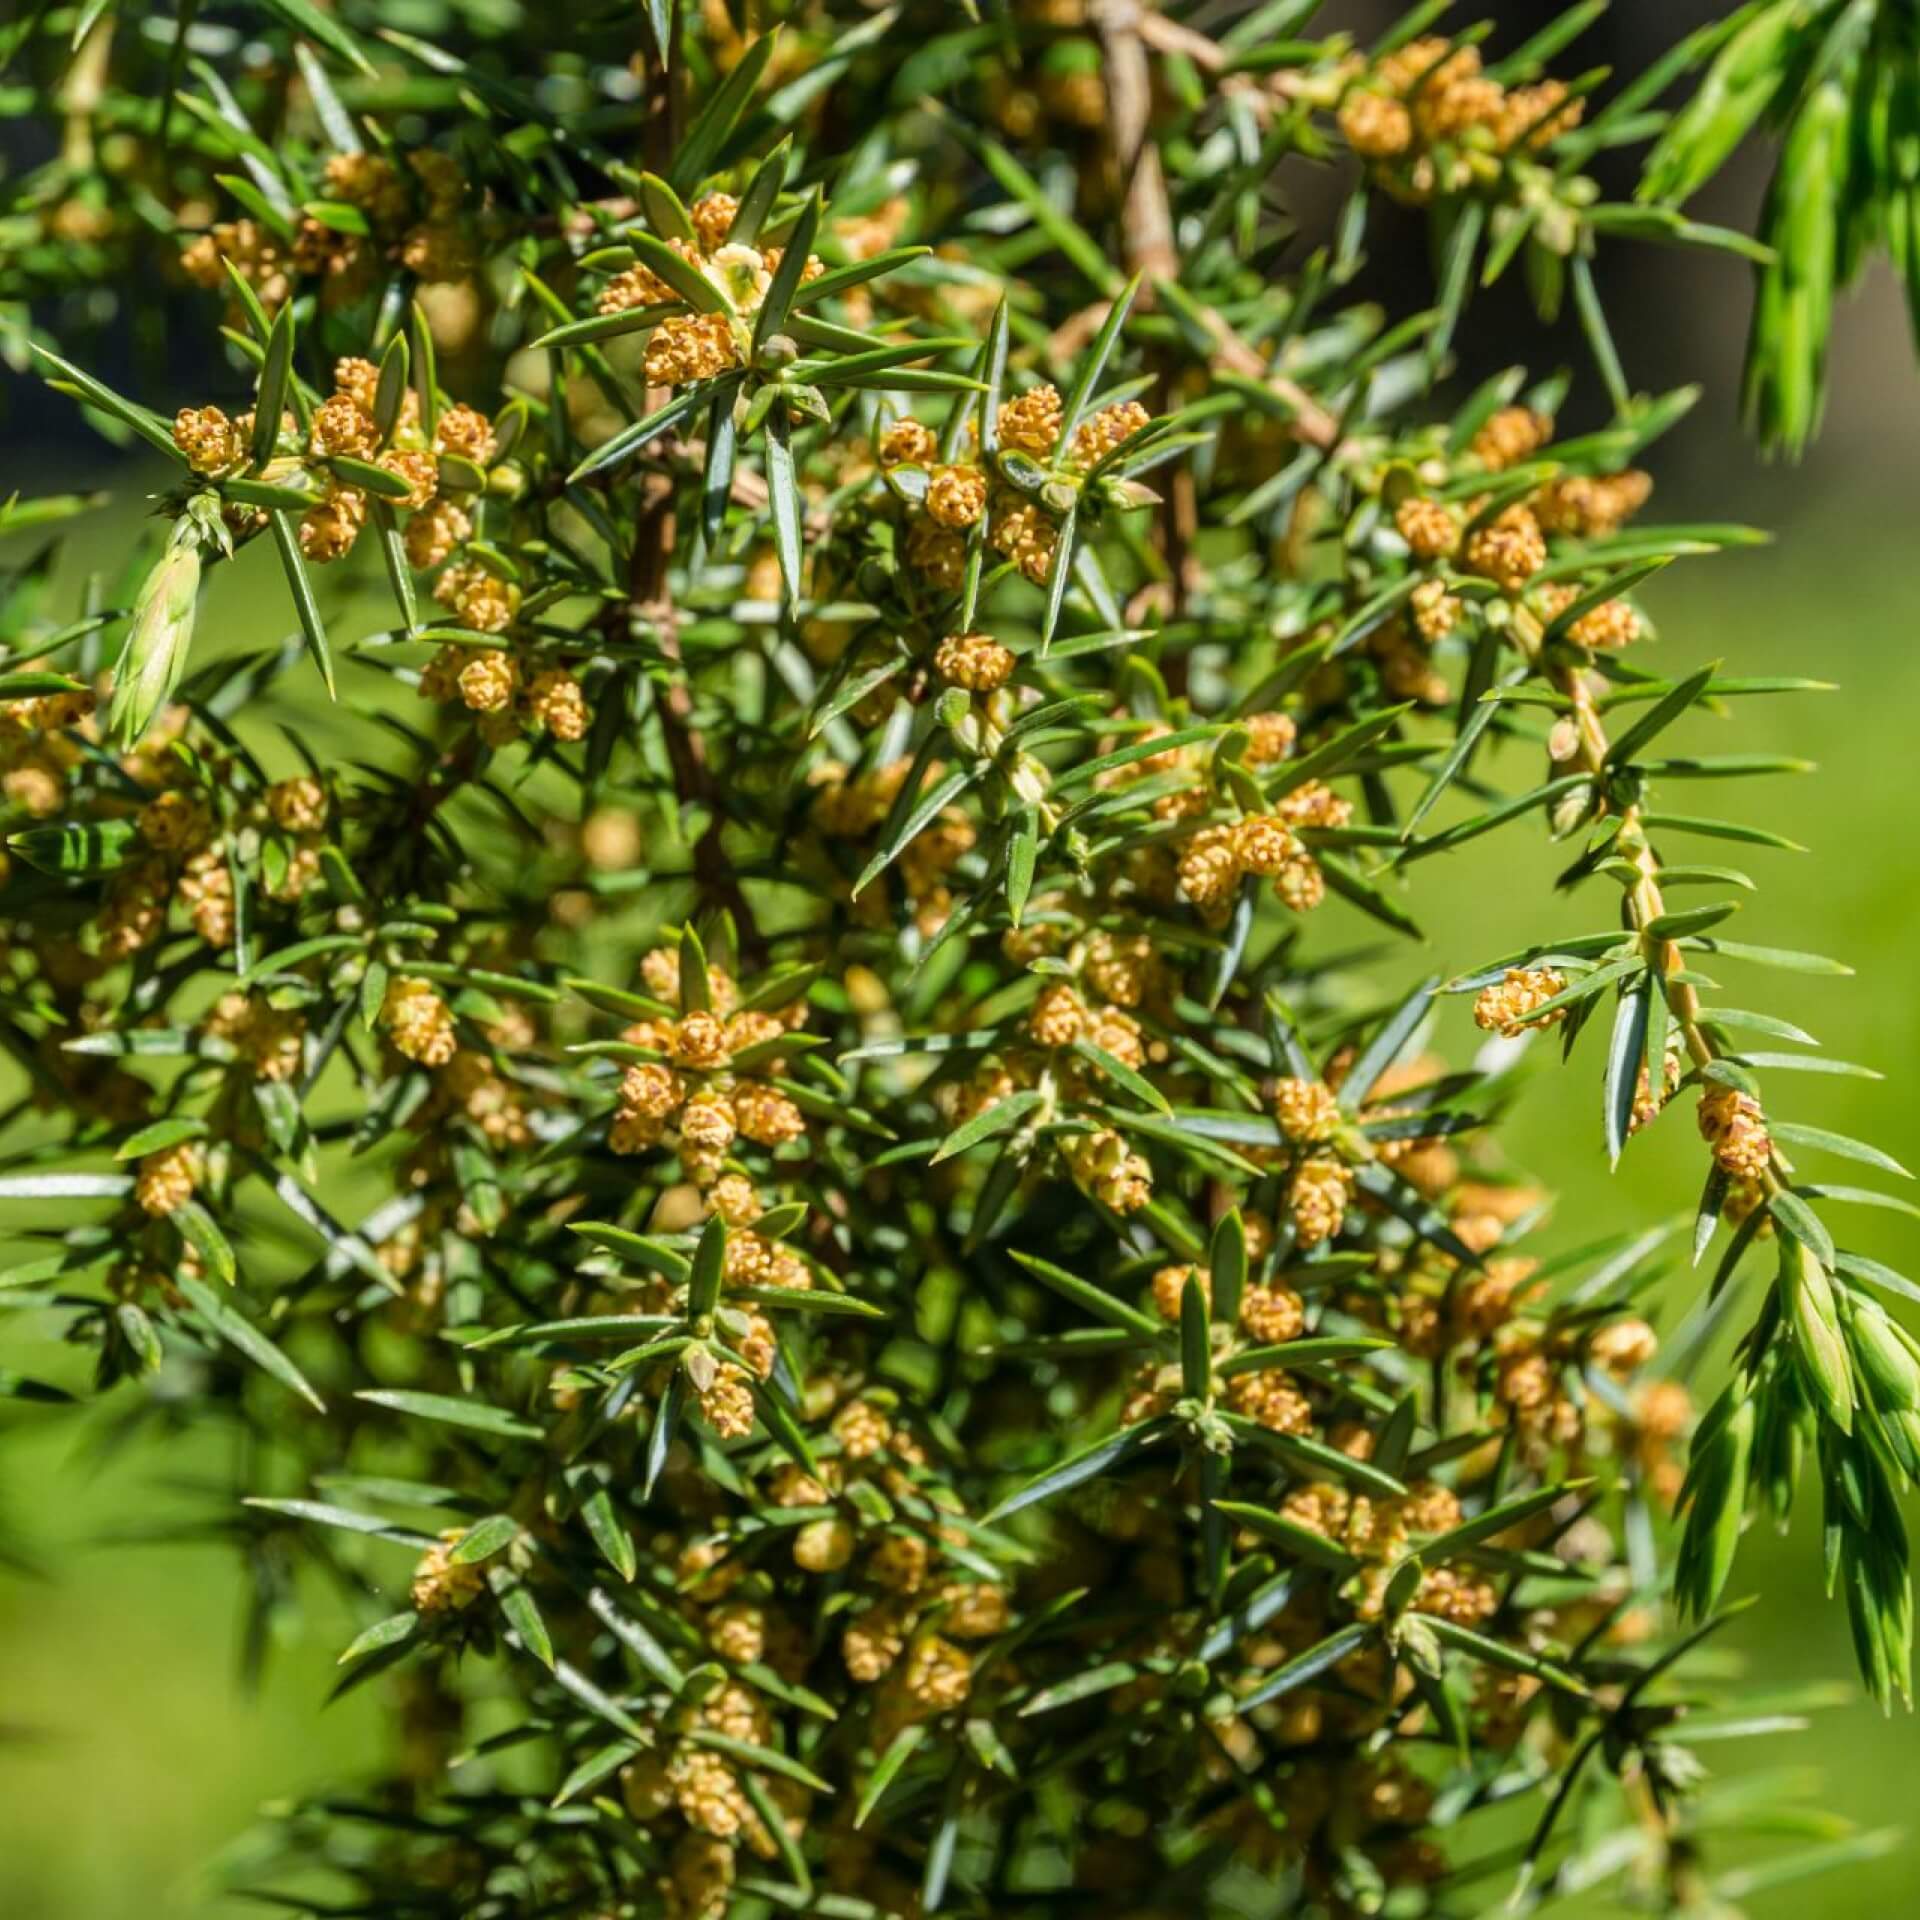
[[6, 77, 1920, 1920]]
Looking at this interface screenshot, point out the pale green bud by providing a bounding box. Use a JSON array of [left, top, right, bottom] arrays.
[[1785, 1237, 1853, 1433], [1677, 1385, 1754, 1619], [1009, 753, 1050, 807], [1850, 1296, 1920, 1412], [1549, 778, 1595, 837], [1845, 1295, 1920, 1475], [108, 533, 200, 747]]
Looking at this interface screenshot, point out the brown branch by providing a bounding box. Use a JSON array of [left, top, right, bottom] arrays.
[[1119, 5, 1348, 453], [1516, 619, 1781, 1202], [1095, 5, 1335, 629], [612, 21, 761, 955], [1095, 0, 1180, 285], [1096, 0, 1199, 630]]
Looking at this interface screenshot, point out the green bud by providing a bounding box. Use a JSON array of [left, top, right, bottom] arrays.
[[490, 400, 528, 466], [1845, 1296, 1920, 1476], [1603, 767, 1644, 812], [1754, 1379, 1812, 1525], [739, 383, 778, 437], [107, 532, 200, 747], [373, 334, 412, 442], [1885, 1409, 1920, 1483], [1393, 1612, 1442, 1671], [1849, 1297, 1920, 1413], [881, 461, 930, 506], [1178, 1274, 1210, 1401], [783, 382, 831, 425], [1785, 1238, 1853, 1433], [1677, 1385, 1754, 1619], [1381, 1554, 1424, 1620], [436, 452, 489, 494], [995, 448, 1047, 493]]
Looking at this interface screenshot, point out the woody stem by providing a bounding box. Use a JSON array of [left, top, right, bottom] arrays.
[[1513, 615, 1784, 1201]]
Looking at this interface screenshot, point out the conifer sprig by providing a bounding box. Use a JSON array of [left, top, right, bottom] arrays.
[[0, 5, 1911, 1917], [1641, 0, 1920, 454]]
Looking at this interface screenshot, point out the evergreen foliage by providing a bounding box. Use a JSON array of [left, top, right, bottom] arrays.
[[1, 4, 1916, 1915]]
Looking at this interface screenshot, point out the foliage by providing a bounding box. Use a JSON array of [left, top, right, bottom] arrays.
[[0, 4, 1914, 1917], [1642, 0, 1920, 455]]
